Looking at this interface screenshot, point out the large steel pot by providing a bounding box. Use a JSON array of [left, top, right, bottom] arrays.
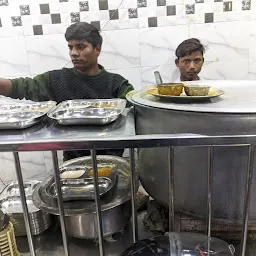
[[64, 200, 131, 239], [33, 155, 136, 239], [127, 81, 256, 224]]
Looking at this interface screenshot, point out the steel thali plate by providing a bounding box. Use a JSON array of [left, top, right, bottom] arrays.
[[0, 101, 56, 129], [47, 99, 126, 126]]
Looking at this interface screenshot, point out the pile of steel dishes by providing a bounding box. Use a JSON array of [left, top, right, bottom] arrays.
[[0, 222, 20, 256], [121, 232, 235, 256], [0, 181, 52, 236], [33, 155, 138, 239]]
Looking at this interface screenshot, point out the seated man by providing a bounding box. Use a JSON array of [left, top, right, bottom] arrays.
[[0, 22, 134, 160], [174, 38, 205, 82]]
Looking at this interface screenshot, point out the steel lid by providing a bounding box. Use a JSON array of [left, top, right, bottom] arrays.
[[128, 80, 256, 114]]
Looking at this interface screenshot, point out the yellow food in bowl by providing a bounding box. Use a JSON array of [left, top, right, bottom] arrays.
[[184, 85, 210, 96], [157, 83, 184, 96], [88, 167, 113, 177]]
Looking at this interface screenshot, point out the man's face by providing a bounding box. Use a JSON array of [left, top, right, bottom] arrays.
[[68, 39, 100, 72], [175, 51, 204, 81]]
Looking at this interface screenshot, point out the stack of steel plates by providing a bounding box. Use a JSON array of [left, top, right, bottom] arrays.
[[0, 181, 52, 236]]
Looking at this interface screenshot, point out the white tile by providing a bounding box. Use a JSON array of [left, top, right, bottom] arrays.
[[119, 9, 129, 20], [138, 17, 148, 28], [108, 67, 142, 90], [139, 26, 190, 66], [99, 10, 110, 20], [249, 21, 256, 59], [100, 20, 120, 30], [147, 0, 157, 7], [0, 36, 30, 77], [249, 59, 256, 79], [108, 0, 122, 9], [120, 0, 137, 8], [80, 11, 91, 22], [118, 19, 139, 29], [0, 27, 24, 37], [26, 34, 70, 75], [0, 152, 48, 182], [59, 2, 79, 13], [141, 65, 178, 86], [192, 21, 250, 62], [156, 6, 167, 16], [43, 24, 65, 35], [99, 29, 140, 69], [87, 11, 100, 21], [200, 59, 249, 80]]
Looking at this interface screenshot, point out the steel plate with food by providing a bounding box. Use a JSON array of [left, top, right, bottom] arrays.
[[0, 101, 56, 129], [148, 86, 224, 102], [47, 99, 126, 125], [46, 164, 117, 201]]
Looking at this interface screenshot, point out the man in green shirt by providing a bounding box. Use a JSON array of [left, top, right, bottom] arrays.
[[0, 22, 134, 159]]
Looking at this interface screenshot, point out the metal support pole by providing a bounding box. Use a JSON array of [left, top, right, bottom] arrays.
[[207, 146, 214, 255], [240, 145, 255, 256], [13, 152, 35, 256], [168, 147, 175, 232], [51, 151, 70, 256], [129, 148, 138, 242], [91, 149, 105, 256]]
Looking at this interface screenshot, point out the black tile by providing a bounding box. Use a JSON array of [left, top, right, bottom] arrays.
[[186, 4, 195, 14], [70, 12, 80, 23], [195, 0, 204, 2], [40, 4, 50, 14], [137, 0, 147, 8], [0, 18, 2, 27], [148, 17, 157, 27], [91, 21, 100, 30], [99, 0, 108, 10], [20, 5, 30, 15], [157, 0, 166, 6], [167, 5, 176, 16], [51, 13, 61, 24], [0, 0, 8, 6], [223, 1, 232, 11], [79, 1, 89, 11], [109, 9, 119, 20], [242, 0, 251, 10], [205, 13, 214, 23], [11, 16, 22, 26], [128, 8, 138, 18], [33, 25, 43, 35]]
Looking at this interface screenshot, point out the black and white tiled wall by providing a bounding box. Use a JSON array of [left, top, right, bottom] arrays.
[[0, 0, 254, 35]]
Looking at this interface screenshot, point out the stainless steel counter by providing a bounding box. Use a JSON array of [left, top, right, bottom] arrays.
[[0, 108, 135, 152]]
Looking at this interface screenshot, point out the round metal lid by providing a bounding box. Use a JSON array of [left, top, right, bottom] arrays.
[[129, 80, 256, 113]]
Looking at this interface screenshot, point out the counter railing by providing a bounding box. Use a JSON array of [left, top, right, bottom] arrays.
[[8, 133, 256, 256]]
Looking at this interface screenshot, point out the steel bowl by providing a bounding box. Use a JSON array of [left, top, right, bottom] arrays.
[[157, 83, 184, 96], [184, 84, 210, 96]]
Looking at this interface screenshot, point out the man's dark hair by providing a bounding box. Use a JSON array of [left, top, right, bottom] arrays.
[[175, 38, 205, 59], [65, 22, 103, 48]]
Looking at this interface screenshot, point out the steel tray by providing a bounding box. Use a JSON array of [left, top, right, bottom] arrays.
[[0, 101, 56, 129], [48, 107, 123, 125], [47, 99, 126, 126], [46, 174, 117, 201]]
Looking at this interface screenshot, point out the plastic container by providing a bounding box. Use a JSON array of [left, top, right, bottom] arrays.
[[121, 232, 235, 256]]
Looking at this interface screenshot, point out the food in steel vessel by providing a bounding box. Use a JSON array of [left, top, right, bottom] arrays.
[[184, 84, 210, 96], [157, 83, 184, 96]]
